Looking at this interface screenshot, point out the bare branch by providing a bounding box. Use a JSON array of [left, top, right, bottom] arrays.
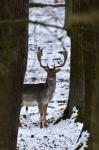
[[29, 2, 65, 8], [29, 20, 63, 29]]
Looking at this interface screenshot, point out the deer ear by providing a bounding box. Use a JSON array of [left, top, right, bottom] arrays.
[[55, 69, 61, 73]]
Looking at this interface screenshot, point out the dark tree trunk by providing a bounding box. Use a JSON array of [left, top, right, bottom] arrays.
[[83, 27, 97, 129], [63, 0, 86, 122], [63, 24, 85, 122], [55, 0, 99, 149], [64, 0, 72, 28], [64, 0, 99, 149], [84, 27, 99, 150], [0, 1, 28, 150], [92, 40, 99, 149]]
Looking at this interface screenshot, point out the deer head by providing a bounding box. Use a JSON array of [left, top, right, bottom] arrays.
[[37, 47, 67, 77], [37, 47, 67, 79]]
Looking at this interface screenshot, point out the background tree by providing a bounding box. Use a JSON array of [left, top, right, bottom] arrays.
[[0, 1, 28, 149]]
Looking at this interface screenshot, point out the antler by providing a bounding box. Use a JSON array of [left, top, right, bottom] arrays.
[[54, 48, 67, 69], [37, 47, 67, 71], [37, 47, 50, 70]]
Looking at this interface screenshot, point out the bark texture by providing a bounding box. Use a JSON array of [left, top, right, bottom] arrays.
[[0, 1, 28, 149], [64, 0, 99, 149]]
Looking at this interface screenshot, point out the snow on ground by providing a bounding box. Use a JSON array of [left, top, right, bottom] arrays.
[[17, 0, 89, 149], [18, 107, 89, 150]]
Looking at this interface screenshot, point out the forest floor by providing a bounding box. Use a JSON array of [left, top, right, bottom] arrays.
[[17, 0, 89, 149], [18, 106, 86, 150]]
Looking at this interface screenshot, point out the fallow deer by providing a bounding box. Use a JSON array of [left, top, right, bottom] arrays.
[[22, 47, 67, 128]]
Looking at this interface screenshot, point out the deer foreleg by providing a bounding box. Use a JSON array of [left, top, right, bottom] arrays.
[[40, 113, 43, 128], [44, 104, 48, 127], [38, 104, 43, 128]]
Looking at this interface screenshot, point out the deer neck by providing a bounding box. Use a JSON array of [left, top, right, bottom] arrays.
[[46, 74, 56, 90]]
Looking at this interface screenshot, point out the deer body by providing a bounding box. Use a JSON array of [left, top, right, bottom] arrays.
[[22, 47, 67, 128], [23, 75, 56, 106]]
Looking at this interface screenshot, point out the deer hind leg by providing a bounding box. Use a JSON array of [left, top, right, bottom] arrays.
[[44, 104, 48, 127], [38, 103, 43, 128], [25, 106, 28, 119], [26, 106, 28, 112]]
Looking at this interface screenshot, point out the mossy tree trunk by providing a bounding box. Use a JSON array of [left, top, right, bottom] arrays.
[[63, 0, 86, 122], [63, 24, 85, 122], [84, 26, 99, 150], [63, 0, 99, 149], [0, 1, 28, 149], [93, 36, 99, 149]]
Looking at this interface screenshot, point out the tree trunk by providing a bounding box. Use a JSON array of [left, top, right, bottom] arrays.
[[55, 0, 99, 149], [63, 0, 86, 122], [93, 40, 99, 149], [63, 24, 85, 122], [84, 27, 99, 150], [0, 1, 28, 149], [64, 0, 99, 149], [64, 0, 72, 28]]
